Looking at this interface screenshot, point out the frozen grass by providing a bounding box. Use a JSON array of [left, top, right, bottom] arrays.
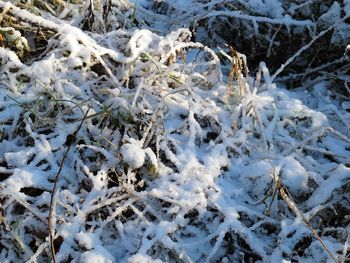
[[0, 1, 350, 263]]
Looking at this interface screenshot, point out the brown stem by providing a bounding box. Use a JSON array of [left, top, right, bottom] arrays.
[[47, 108, 90, 263]]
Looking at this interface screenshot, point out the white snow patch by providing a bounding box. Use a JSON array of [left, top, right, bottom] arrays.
[[281, 157, 309, 197], [76, 232, 94, 250], [240, 160, 273, 198], [79, 250, 115, 263], [128, 254, 163, 263], [121, 139, 146, 169]]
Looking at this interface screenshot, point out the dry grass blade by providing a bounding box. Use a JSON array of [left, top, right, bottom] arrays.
[[48, 108, 90, 263], [279, 187, 339, 263], [225, 45, 246, 99], [268, 162, 340, 263]]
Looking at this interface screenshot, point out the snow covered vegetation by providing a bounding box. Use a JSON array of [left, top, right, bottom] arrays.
[[0, 0, 349, 262]]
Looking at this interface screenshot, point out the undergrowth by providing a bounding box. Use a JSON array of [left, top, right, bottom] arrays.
[[0, 1, 349, 262]]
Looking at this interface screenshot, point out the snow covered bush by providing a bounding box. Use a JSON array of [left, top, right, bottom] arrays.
[[0, 1, 349, 263], [134, 0, 350, 89]]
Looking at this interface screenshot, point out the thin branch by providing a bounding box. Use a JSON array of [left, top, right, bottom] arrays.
[[199, 10, 313, 27], [271, 14, 350, 81], [0, 1, 59, 32]]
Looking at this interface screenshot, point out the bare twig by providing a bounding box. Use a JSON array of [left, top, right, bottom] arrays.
[[0, 1, 60, 32]]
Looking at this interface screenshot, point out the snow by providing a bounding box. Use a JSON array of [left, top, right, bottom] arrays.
[[121, 139, 146, 169], [346, 0, 350, 15], [240, 160, 273, 198], [203, 11, 313, 27], [76, 232, 94, 250], [0, 1, 59, 31], [306, 164, 350, 208], [0, 1, 349, 263], [280, 157, 310, 197], [79, 250, 115, 263], [128, 254, 163, 263]]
